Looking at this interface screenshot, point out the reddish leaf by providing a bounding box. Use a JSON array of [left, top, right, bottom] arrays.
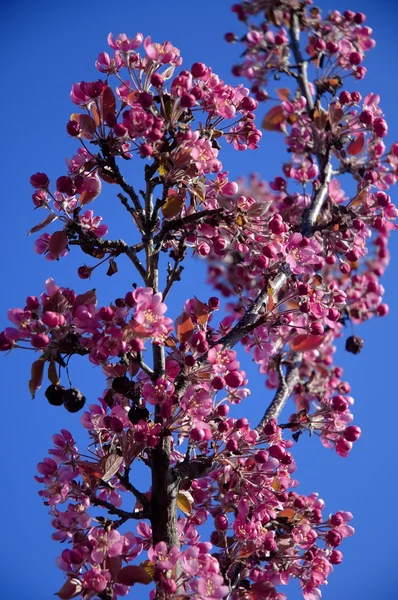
[[290, 334, 325, 352], [28, 213, 58, 235], [74, 289, 97, 308], [193, 297, 209, 325], [347, 132, 365, 156], [117, 564, 153, 586], [100, 452, 123, 482], [262, 105, 285, 131], [175, 312, 194, 342], [70, 113, 97, 139], [101, 85, 116, 119], [79, 174, 102, 206], [29, 359, 45, 398], [275, 88, 290, 101], [48, 230, 68, 260]]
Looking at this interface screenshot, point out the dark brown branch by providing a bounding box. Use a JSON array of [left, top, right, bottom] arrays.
[[89, 492, 146, 521], [255, 352, 302, 431]]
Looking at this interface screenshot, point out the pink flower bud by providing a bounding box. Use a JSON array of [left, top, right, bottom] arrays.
[[339, 91, 352, 105], [140, 143, 153, 157], [66, 120, 81, 136], [349, 51, 362, 65], [254, 450, 268, 464], [376, 303, 389, 316], [191, 62, 207, 77], [373, 118, 388, 138], [42, 311, 60, 328], [343, 425, 361, 442], [212, 376, 226, 390], [330, 550, 343, 564], [336, 438, 353, 457], [351, 91, 362, 103], [150, 73, 164, 87], [309, 322, 324, 335], [217, 404, 229, 417], [225, 371, 244, 388], [30, 172, 50, 189], [31, 333, 50, 349], [77, 266, 92, 279], [214, 513, 229, 531], [331, 395, 349, 412], [325, 529, 343, 547], [226, 439, 239, 453], [268, 444, 286, 461]]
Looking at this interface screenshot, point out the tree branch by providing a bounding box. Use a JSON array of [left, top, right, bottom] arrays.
[[289, 10, 314, 111], [255, 352, 302, 431]]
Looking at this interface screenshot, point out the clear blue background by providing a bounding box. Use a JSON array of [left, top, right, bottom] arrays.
[[1, 1, 397, 599]]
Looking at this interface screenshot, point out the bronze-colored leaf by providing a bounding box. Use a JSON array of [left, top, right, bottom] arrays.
[[29, 359, 45, 398], [175, 312, 194, 342], [48, 360, 59, 386], [48, 230, 68, 260], [28, 213, 57, 235], [162, 189, 185, 219], [117, 564, 153, 586], [275, 88, 290, 101], [74, 289, 97, 308], [262, 105, 285, 131], [290, 334, 325, 352], [100, 452, 123, 482]]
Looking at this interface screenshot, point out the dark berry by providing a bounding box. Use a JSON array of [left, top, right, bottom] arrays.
[[45, 385, 65, 406], [63, 388, 86, 413]]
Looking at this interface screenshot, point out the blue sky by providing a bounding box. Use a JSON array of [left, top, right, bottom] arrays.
[[1, 1, 398, 599]]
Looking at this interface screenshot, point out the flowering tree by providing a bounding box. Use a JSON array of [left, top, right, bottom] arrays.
[[1, 1, 396, 599]]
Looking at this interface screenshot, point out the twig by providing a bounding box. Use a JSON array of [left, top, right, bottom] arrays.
[[89, 492, 144, 521]]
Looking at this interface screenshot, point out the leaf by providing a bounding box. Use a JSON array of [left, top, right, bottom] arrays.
[[70, 113, 97, 139], [48, 360, 59, 386], [101, 85, 117, 119], [117, 564, 153, 586], [347, 132, 365, 156], [312, 103, 329, 131], [190, 181, 206, 203], [262, 105, 285, 131], [55, 578, 83, 599], [74, 289, 97, 308], [193, 297, 209, 325], [28, 213, 57, 235], [267, 285, 275, 311], [162, 189, 185, 219], [106, 258, 118, 277], [290, 334, 325, 352], [275, 88, 290, 101], [100, 452, 124, 482], [48, 230, 68, 260], [177, 490, 194, 515], [328, 102, 344, 126], [29, 359, 45, 398], [175, 312, 194, 342]]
